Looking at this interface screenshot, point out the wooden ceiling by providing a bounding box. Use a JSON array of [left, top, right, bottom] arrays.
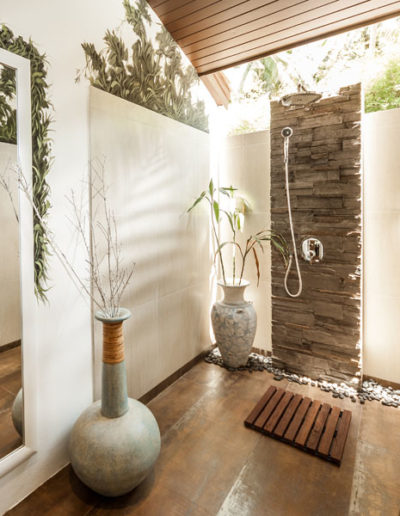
[[148, 0, 400, 76]]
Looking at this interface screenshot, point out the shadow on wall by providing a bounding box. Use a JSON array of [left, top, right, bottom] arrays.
[[90, 87, 211, 400]]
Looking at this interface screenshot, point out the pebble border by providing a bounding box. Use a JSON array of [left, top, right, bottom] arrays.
[[204, 349, 399, 408]]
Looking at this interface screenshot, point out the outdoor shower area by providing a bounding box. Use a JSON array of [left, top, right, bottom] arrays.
[[270, 84, 362, 387], [220, 82, 400, 389]]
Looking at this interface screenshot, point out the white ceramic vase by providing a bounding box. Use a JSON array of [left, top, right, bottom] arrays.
[[211, 280, 257, 368]]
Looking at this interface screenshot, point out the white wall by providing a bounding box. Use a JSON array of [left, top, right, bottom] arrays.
[[90, 87, 211, 399], [0, 143, 21, 347], [0, 1, 128, 512], [364, 108, 400, 384], [219, 131, 271, 353]]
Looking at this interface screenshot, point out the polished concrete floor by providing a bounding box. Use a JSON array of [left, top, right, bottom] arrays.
[[8, 361, 400, 515], [0, 346, 22, 459]]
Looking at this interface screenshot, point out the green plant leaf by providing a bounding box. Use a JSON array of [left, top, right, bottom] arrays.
[[214, 241, 244, 263], [213, 200, 219, 222], [221, 209, 234, 232], [187, 191, 206, 212], [252, 247, 260, 287]]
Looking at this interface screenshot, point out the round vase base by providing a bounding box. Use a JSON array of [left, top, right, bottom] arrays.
[[69, 398, 161, 497], [218, 351, 250, 368], [11, 388, 23, 437]]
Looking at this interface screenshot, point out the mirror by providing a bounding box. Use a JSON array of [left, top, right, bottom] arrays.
[[0, 48, 37, 476], [0, 62, 23, 459]]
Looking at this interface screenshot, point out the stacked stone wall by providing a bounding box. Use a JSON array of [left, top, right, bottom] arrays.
[[270, 83, 362, 386]]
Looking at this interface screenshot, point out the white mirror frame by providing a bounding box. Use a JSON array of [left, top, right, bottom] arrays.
[[0, 48, 37, 476]]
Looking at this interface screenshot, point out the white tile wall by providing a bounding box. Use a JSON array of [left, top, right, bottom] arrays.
[[90, 87, 211, 399], [364, 108, 400, 383], [219, 130, 271, 352]]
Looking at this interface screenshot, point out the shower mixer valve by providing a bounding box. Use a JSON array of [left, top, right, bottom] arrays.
[[301, 238, 323, 263]]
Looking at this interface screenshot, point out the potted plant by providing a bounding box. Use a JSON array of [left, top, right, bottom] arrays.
[[188, 179, 288, 368]]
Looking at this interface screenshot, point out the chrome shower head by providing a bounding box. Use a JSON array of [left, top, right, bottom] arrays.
[[281, 90, 322, 107], [281, 127, 293, 138]]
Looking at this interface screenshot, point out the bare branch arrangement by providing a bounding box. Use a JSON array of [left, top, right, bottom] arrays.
[[68, 159, 135, 317], [1, 160, 134, 318]]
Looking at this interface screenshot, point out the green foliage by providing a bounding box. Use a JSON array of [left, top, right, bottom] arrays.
[[187, 180, 289, 285], [0, 24, 53, 301], [365, 59, 400, 113], [228, 120, 259, 136], [78, 0, 208, 132], [0, 65, 17, 144], [233, 18, 400, 129]]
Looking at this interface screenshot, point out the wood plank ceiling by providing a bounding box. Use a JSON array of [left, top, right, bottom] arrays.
[[148, 0, 400, 76]]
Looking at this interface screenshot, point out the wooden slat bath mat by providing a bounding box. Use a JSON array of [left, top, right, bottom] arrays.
[[244, 386, 351, 465]]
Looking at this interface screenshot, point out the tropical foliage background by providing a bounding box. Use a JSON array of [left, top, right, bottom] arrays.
[[227, 17, 400, 134], [0, 64, 16, 144], [78, 0, 209, 132]]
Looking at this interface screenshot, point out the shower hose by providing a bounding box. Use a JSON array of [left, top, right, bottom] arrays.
[[283, 134, 303, 298]]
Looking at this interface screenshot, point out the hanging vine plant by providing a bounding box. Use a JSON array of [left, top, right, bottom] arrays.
[[0, 24, 53, 301], [78, 0, 209, 132], [0, 64, 17, 144]]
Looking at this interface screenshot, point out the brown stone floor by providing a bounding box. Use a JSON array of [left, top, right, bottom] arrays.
[[7, 361, 400, 516], [0, 346, 22, 459]]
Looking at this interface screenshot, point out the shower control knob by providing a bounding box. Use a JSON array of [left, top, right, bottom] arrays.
[[301, 238, 323, 264]]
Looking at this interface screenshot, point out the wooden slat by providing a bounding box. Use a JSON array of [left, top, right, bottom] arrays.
[[245, 387, 352, 465], [244, 385, 276, 427], [284, 397, 312, 442], [159, 0, 226, 25], [264, 391, 293, 433], [294, 400, 321, 447], [192, 0, 400, 67], [169, 0, 278, 37], [306, 403, 331, 451], [181, 0, 326, 51], [274, 394, 302, 438], [148, 0, 170, 9], [187, 0, 371, 56], [195, 2, 400, 74], [329, 410, 352, 464], [318, 406, 341, 457], [200, 72, 231, 107], [254, 388, 285, 428], [147, 0, 194, 17]]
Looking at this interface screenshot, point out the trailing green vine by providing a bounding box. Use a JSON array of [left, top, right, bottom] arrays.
[[78, 0, 209, 132], [0, 24, 53, 301], [0, 64, 17, 144]]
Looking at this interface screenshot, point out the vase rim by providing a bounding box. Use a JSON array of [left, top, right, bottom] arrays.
[[217, 279, 250, 288], [95, 307, 131, 323]]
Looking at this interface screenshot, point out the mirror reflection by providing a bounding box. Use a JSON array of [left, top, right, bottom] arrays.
[[0, 62, 23, 459]]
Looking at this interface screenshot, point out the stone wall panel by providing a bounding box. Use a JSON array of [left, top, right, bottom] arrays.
[[270, 84, 362, 387]]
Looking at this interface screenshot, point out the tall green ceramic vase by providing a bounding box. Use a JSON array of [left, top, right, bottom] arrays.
[[69, 308, 161, 497]]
